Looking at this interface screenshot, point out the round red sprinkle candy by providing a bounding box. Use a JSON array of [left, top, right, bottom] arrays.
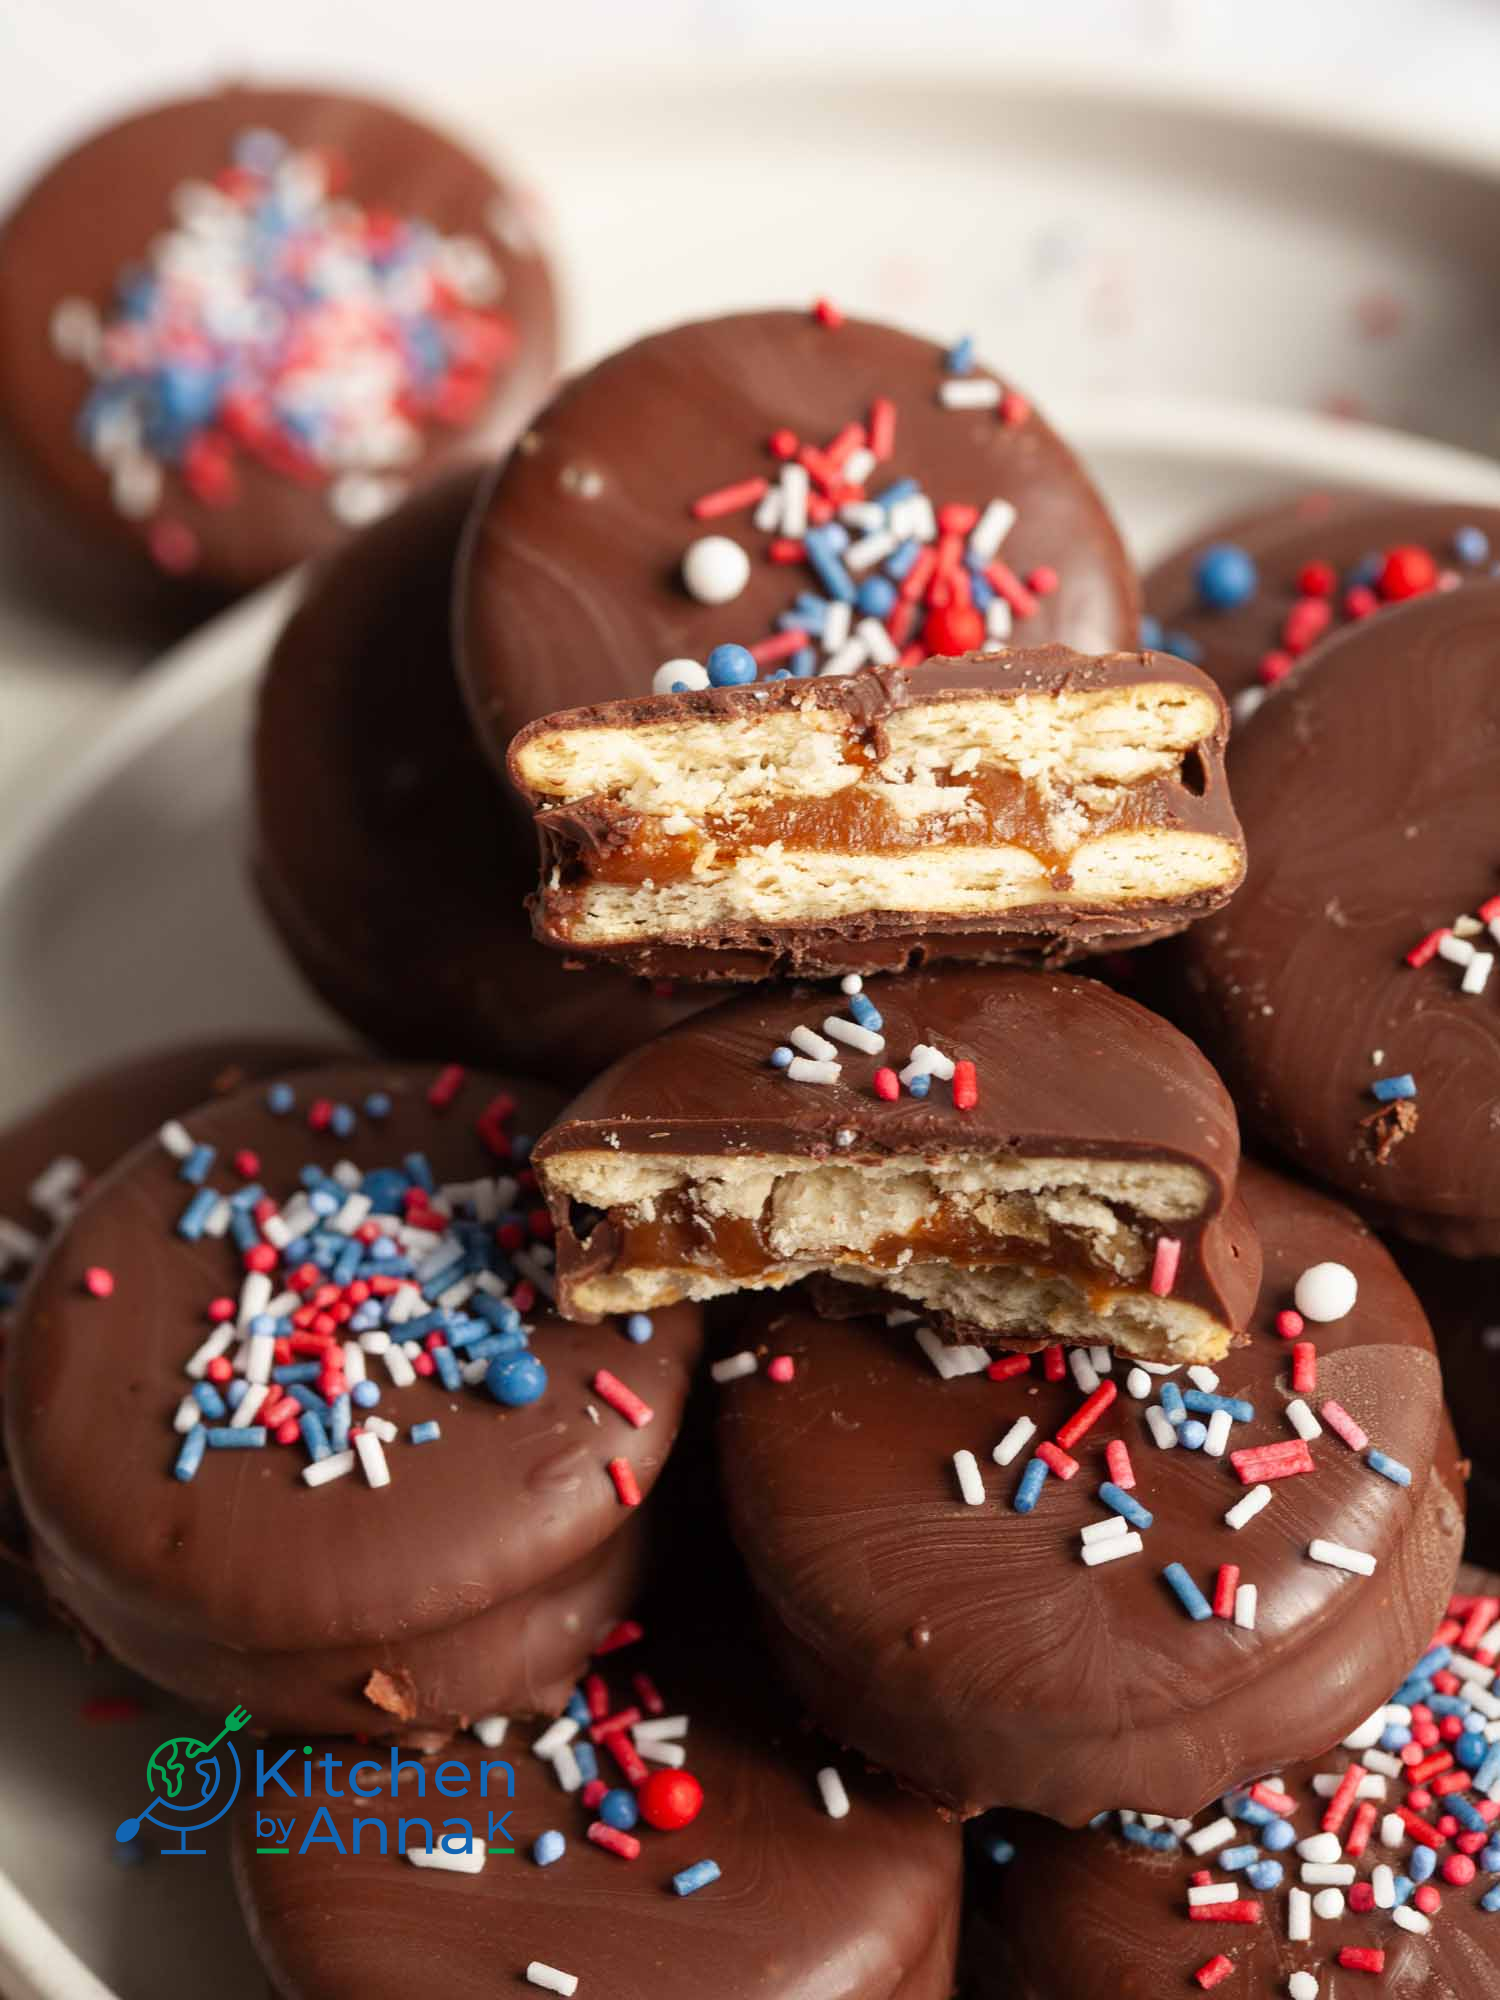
[[1258, 650, 1293, 687], [208, 1296, 236, 1323], [244, 1244, 278, 1273], [767, 1355, 796, 1384], [412, 1353, 436, 1378], [1443, 1852, 1477, 1886], [1407, 1785, 1433, 1811], [581, 1778, 607, 1809], [206, 1357, 234, 1385], [1282, 598, 1332, 653], [1379, 544, 1437, 601], [1348, 1881, 1376, 1913], [1297, 559, 1336, 597], [999, 390, 1029, 426], [1414, 1882, 1442, 1915], [768, 427, 799, 460], [1026, 565, 1059, 596], [637, 1768, 704, 1831], [1439, 1714, 1464, 1741], [274, 1419, 301, 1446], [811, 297, 844, 328], [82, 1266, 115, 1298], [923, 602, 985, 656], [1344, 584, 1378, 618], [937, 502, 979, 536], [233, 1149, 261, 1179], [1275, 1309, 1304, 1340], [148, 518, 200, 574], [1413, 1720, 1440, 1748], [873, 1067, 899, 1102]]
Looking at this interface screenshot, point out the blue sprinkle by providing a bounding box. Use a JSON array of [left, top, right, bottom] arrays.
[[821, 523, 850, 554], [1246, 1859, 1282, 1893], [487, 1353, 548, 1408], [176, 1188, 219, 1241], [433, 1346, 462, 1392], [1370, 1073, 1417, 1103], [848, 993, 883, 1031], [979, 1829, 1015, 1866], [856, 575, 897, 618], [1233, 1797, 1272, 1827], [884, 536, 921, 580], [672, 1859, 721, 1897], [1348, 552, 1383, 590], [1393, 1874, 1415, 1907], [1480, 1841, 1500, 1872], [790, 647, 818, 678], [224, 1382, 249, 1413], [351, 1380, 381, 1410], [328, 1394, 352, 1454], [1139, 614, 1164, 649], [1261, 1818, 1295, 1852], [1429, 1694, 1467, 1717], [565, 1691, 590, 1726], [625, 1314, 654, 1345], [1099, 1482, 1153, 1531], [1194, 543, 1258, 611], [174, 1428, 207, 1481], [1483, 1882, 1500, 1912], [873, 477, 919, 510], [409, 1421, 442, 1446], [1178, 1419, 1208, 1451], [208, 1427, 267, 1449], [404, 1152, 435, 1193], [1415, 1645, 1453, 1677], [308, 1188, 339, 1218], [767, 669, 793, 681], [600, 1788, 638, 1831], [1013, 1457, 1050, 1514], [1121, 1821, 1178, 1851], [179, 1143, 216, 1186], [706, 643, 757, 687], [1162, 629, 1205, 665], [769, 1046, 794, 1070], [1381, 1724, 1413, 1753], [1182, 1390, 1255, 1423], [945, 334, 976, 375], [192, 1382, 226, 1418], [533, 1830, 565, 1867], [803, 528, 857, 603], [229, 1210, 260, 1253], [266, 1082, 295, 1115], [1367, 1449, 1411, 1487], [1163, 1563, 1212, 1621], [299, 1413, 331, 1462], [1452, 1793, 1489, 1834], [330, 1104, 356, 1138], [1476, 1743, 1500, 1794], [907, 1072, 931, 1099], [1453, 526, 1491, 567], [1409, 1844, 1436, 1883], [573, 1741, 598, 1784], [1159, 1380, 1186, 1425], [1220, 1843, 1259, 1870], [364, 1092, 392, 1119]]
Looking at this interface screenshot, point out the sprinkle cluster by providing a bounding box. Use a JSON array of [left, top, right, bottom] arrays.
[[0, 1155, 86, 1318], [1404, 881, 1500, 1000], [1101, 1585, 1500, 1992], [153, 1068, 653, 1498], [652, 310, 1056, 693], [53, 127, 514, 570], [1150, 526, 1496, 725], [765, 974, 979, 1109]]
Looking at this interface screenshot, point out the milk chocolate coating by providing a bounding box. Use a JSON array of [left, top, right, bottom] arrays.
[[459, 309, 1140, 802], [967, 1566, 1499, 1999], [537, 967, 1259, 1339], [1181, 583, 1500, 1255], [253, 470, 717, 1086], [0, 1038, 334, 1608], [0, 85, 558, 599], [716, 1160, 1462, 1824], [1143, 493, 1500, 704], [4, 1063, 701, 1736], [232, 1639, 962, 2000], [510, 645, 1244, 980], [1393, 1241, 1500, 1567]]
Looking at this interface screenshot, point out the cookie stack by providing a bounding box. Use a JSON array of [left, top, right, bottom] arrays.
[[3, 303, 1497, 1999]]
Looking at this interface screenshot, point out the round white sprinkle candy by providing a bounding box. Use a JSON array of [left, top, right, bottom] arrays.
[[681, 534, 751, 605], [1297, 1832, 1342, 1864], [1126, 1366, 1152, 1400], [817, 1766, 851, 1819], [407, 1837, 484, 1874], [1288, 1974, 1318, 2000], [1312, 1887, 1345, 1920], [953, 1450, 986, 1506], [653, 657, 709, 694], [472, 1714, 509, 1748], [1293, 1261, 1358, 1323], [841, 974, 863, 994]]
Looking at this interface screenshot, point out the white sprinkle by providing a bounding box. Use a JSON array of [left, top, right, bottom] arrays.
[[1438, 932, 1476, 966], [532, 1717, 579, 1760], [843, 447, 876, 486], [967, 498, 1017, 563], [1233, 1583, 1257, 1630], [986, 595, 1014, 641], [302, 1450, 355, 1488], [1297, 1832, 1342, 1864], [633, 1715, 689, 1742], [526, 1963, 578, 1997], [817, 1767, 850, 1819], [637, 1737, 686, 1768], [939, 377, 1001, 409], [1463, 951, 1495, 996], [823, 1016, 884, 1056], [244, 1331, 276, 1386], [173, 1396, 202, 1435], [711, 1351, 758, 1384], [1225, 1484, 1272, 1530], [1293, 1262, 1358, 1323], [857, 615, 900, 667], [1080, 1516, 1130, 1546], [905, 1042, 955, 1081], [407, 1837, 484, 1874], [1362, 1751, 1402, 1780], [1288, 1974, 1318, 2000], [1068, 1348, 1101, 1395], [790, 1024, 838, 1062], [551, 1742, 583, 1792], [333, 1191, 372, 1236], [1126, 1366, 1152, 1400], [359, 1330, 392, 1354], [200, 1198, 232, 1239], [953, 1450, 986, 1506], [354, 1431, 390, 1490], [780, 463, 809, 539], [184, 1325, 235, 1379], [915, 1326, 989, 1380], [1145, 1407, 1178, 1450], [819, 636, 868, 678], [1311, 1887, 1345, 1920], [1186, 1818, 1238, 1857], [1187, 1881, 1236, 1906], [822, 600, 852, 653], [1089, 1346, 1112, 1376], [1288, 1886, 1311, 1940], [1393, 1904, 1431, 1935], [787, 1057, 842, 1085], [231, 1382, 268, 1429], [384, 1344, 417, 1389], [330, 471, 405, 527], [1339, 1705, 1389, 1752], [1372, 1862, 1396, 1908], [1309, 1538, 1376, 1577], [342, 1341, 367, 1386], [1203, 1408, 1232, 1458], [992, 1415, 1036, 1467], [845, 530, 897, 573], [157, 1120, 194, 1160], [753, 487, 782, 533], [1082, 1530, 1144, 1568], [1380, 1812, 1405, 1848], [472, 1715, 509, 1748], [1300, 1863, 1354, 1886], [1186, 1365, 1219, 1393], [1285, 1398, 1322, 1441]]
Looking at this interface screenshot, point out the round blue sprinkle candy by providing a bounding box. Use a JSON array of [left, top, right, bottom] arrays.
[[487, 1353, 548, 1408], [1409, 1844, 1437, 1883], [266, 1082, 295, 1115], [1456, 1730, 1488, 1771], [769, 1046, 794, 1070], [330, 1104, 356, 1137], [1246, 1859, 1283, 1891], [1453, 525, 1490, 567], [768, 668, 793, 680], [625, 1314, 655, 1344], [599, 1788, 638, 1831], [1261, 1817, 1294, 1852], [1480, 1840, 1500, 1872], [364, 1091, 392, 1119], [1193, 542, 1258, 611], [979, 1830, 1015, 1866], [1177, 1418, 1208, 1451], [1162, 629, 1205, 665], [533, 1830, 565, 1867], [856, 575, 898, 618], [706, 643, 757, 687]]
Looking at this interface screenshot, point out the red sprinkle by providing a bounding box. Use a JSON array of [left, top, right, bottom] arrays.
[[207, 1297, 236, 1323], [1297, 559, 1336, 597], [1321, 1399, 1370, 1452], [1105, 1439, 1136, 1490], [1337, 1947, 1385, 1974], [601, 1729, 647, 1787], [1322, 1762, 1366, 1835], [749, 629, 809, 666], [1055, 1380, 1117, 1451], [595, 1620, 644, 1656], [868, 396, 896, 460], [811, 297, 844, 328], [586, 1821, 641, 1861], [1149, 1237, 1181, 1298], [1345, 1798, 1378, 1858], [1291, 1341, 1317, 1394], [1212, 1564, 1240, 1619], [426, 1064, 465, 1110], [1249, 1782, 1295, 1815], [767, 1355, 796, 1384], [986, 1354, 1031, 1384], [691, 475, 769, 521], [632, 1673, 665, 1717], [1194, 1956, 1234, 1991], [607, 1458, 641, 1507], [1406, 927, 1450, 968], [1229, 1438, 1315, 1484], [1258, 649, 1294, 686], [999, 390, 1030, 426], [82, 1266, 115, 1299], [1188, 1900, 1260, 1924], [1036, 1440, 1080, 1481], [593, 1369, 654, 1430], [873, 1067, 900, 1102], [1043, 1345, 1066, 1383]]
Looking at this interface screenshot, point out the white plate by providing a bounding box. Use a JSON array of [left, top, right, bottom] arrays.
[[8, 59, 1500, 823]]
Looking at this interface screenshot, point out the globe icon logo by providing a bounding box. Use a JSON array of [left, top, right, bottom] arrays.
[[116, 1704, 251, 1855]]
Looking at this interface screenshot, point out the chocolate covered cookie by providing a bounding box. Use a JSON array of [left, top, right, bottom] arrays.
[[0, 85, 557, 598], [716, 1161, 1462, 1823], [253, 471, 714, 1086], [233, 1629, 962, 2000], [509, 645, 1243, 981], [1181, 583, 1500, 1256], [969, 1567, 1500, 1998], [4, 1062, 700, 1737], [1144, 493, 1500, 713], [460, 308, 1140, 801], [536, 968, 1259, 1365]]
